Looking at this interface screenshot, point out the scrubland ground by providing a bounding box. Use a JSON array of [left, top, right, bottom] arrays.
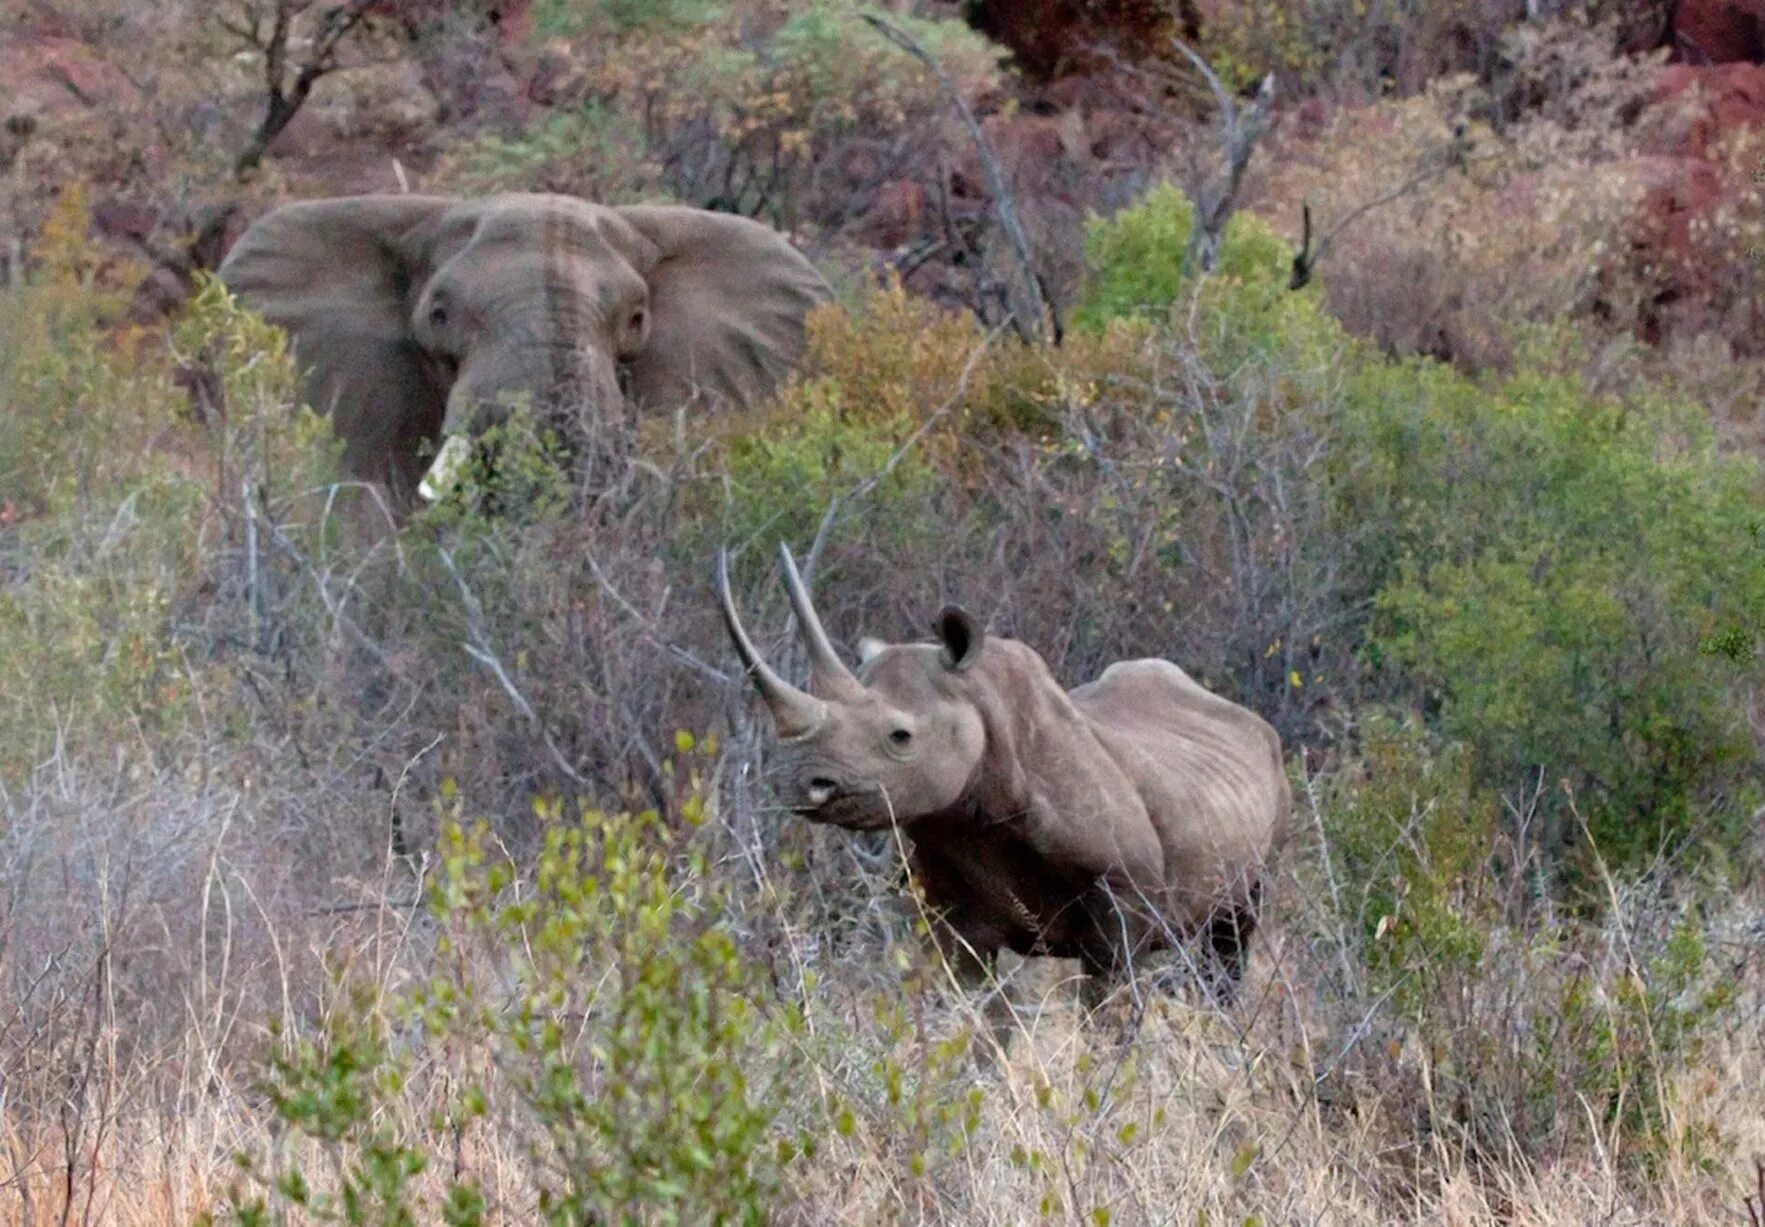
[[3, 2, 1765, 1223]]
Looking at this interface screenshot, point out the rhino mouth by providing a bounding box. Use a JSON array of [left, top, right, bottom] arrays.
[[793, 787, 894, 830]]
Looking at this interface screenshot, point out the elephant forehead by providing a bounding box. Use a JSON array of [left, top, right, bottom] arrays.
[[450, 195, 645, 262]]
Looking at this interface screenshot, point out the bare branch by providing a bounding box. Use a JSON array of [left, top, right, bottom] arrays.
[[438, 548, 589, 789], [225, 0, 379, 178], [861, 13, 1051, 345], [1170, 38, 1274, 276], [1289, 127, 1483, 290]]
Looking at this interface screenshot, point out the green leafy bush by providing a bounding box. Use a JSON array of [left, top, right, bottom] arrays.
[[0, 216, 338, 778], [1074, 184, 1765, 876], [460, 1, 1001, 217], [718, 376, 943, 556], [1362, 370, 1765, 869], [1070, 184, 1292, 332], [226, 767, 799, 1226], [1315, 719, 1737, 1170]]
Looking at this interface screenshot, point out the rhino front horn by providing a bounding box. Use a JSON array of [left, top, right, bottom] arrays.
[[715, 548, 827, 740]]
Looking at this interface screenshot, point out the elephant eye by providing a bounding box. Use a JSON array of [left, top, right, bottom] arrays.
[[428, 303, 450, 329], [889, 728, 913, 747]]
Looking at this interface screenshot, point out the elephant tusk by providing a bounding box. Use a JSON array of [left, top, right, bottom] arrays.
[[418, 435, 473, 502]]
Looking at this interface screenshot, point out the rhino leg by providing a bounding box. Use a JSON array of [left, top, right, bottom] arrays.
[[923, 915, 1018, 1064], [1199, 884, 1262, 1005]]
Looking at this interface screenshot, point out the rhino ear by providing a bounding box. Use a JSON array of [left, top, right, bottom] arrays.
[[220, 195, 454, 496], [934, 606, 983, 673], [614, 205, 831, 413]]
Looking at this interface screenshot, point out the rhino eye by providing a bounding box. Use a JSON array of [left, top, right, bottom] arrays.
[[889, 728, 913, 746]]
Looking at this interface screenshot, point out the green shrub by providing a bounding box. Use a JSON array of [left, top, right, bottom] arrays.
[[718, 375, 943, 556], [225, 765, 799, 1226], [1074, 186, 1765, 876], [1363, 371, 1765, 870], [1315, 719, 1736, 1170], [0, 228, 338, 778], [1070, 183, 1292, 330], [468, 1, 1001, 218], [451, 102, 657, 200]]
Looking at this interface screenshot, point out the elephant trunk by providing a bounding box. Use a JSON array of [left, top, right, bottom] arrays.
[[423, 338, 627, 500], [443, 338, 626, 440]]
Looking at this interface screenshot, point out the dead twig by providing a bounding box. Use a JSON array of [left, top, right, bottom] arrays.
[[438, 547, 589, 789], [1289, 127, 1480, 290]]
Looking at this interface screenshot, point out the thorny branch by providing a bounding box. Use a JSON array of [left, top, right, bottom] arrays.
[[437, 547, 590, 789]]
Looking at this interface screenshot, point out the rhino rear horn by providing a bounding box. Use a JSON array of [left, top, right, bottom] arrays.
[[778, 542, 865, 700]]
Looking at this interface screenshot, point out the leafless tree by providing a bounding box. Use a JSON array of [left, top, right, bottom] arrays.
[[217, 0, 380, 178], [1170, 39, 1274, 277], [1288, 125, 1478, 290]]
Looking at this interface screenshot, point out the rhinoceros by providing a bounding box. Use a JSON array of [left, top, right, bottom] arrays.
[[716, 545, 1291, 1008]]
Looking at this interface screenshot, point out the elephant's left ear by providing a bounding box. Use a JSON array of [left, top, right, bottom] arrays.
[[615, 206, 831, 412]]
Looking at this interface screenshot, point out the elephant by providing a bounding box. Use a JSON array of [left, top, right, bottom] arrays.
[[219, 193, 832, 505]]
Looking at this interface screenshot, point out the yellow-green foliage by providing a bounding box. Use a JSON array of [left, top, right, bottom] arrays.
[[1317, 718, 1736, 1169], [0, 203, 349, 781], [0, 199, 200, 775], [1071, 183, 1765, 876]]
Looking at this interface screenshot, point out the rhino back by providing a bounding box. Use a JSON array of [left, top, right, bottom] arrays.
[[1070, 659, 1289, 916]]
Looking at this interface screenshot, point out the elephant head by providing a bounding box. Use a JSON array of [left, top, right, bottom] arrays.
[[219, 193, 831, 502]]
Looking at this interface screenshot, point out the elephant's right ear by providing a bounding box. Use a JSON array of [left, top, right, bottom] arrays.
[[219, 196, 454, 494]]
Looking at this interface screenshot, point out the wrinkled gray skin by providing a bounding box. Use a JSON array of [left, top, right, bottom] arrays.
[[219, 193, 831, 504], [719, 545, 1291, 1018]]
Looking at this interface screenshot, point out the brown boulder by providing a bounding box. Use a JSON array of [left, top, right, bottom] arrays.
[[963, 0, 1178, 81], [1671, 0, 1765, 64], [862, 180, 928, 250], [90, 199, 160, 245], [954, 113, 1089, 203]]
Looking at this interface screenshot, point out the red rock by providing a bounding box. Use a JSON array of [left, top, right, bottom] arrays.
[[1671, 0, 1765, 63], [491, 0, 534, 45], [1650, 62, 1765, 156], [265, 108, 340, 160], [1623, 154, 1727, 269], [863, 180, 927, 249], [0, 35, 139, 119], [969, 113, 1088, 200]]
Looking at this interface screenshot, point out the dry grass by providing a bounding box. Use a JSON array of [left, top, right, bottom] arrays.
[[2, 779, 1760, 1226]]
